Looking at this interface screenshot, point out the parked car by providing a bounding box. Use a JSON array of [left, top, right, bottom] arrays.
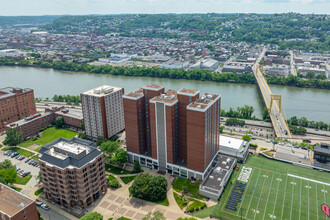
[[36, 202, 43, 207], [25, 159, 31, 163], [279, 142, 284, 146], [19, 156, 25, 161], [265, 139, 271, 143], [302, 147, 309, 150], [293, 145, 300, 149], [11, 152, 19, 158], [41, 204, 50, 211]]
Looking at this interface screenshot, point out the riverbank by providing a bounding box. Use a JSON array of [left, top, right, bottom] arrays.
[[1, 57, 330, 90], [1, 66, 330, 123]]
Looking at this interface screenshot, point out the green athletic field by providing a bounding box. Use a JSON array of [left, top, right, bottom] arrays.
[[211, 155, 330, 220]]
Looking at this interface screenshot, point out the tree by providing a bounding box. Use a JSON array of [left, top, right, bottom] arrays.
[[242, 135, 251, 141], [147, 176, 168, 201], [99, 141, 119, 156], [3, 128, 22, 146], [316, 73, 327, 80], [55, 117, 64, 128], [96, 136, 106, 146], [262, 107, 270, 121], [220, 126, 225, 133], [143, 211, 166, 220], [0, 168, 17, 185], [131, 173, 153, 200], [0, 159, 14, 170], [110, 148, 128, 166], [133, 160, 142, 173], [81, 120, 85, 130], [306, 71, 315, 79], [108, 178, 121, 189], [78, 132, 86, 139], [79, 212, 103, 220]]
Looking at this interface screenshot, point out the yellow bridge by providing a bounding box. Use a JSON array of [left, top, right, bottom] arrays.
[[253, 57, 292, 139]]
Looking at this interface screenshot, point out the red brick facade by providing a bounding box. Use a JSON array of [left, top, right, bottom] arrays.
[[0, 88, 36, 132]]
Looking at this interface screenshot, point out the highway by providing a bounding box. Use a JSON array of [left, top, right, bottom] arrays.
[[253, 48, 292, 139]]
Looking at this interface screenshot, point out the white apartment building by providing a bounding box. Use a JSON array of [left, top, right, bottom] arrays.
[[81, 85, 125, 141]]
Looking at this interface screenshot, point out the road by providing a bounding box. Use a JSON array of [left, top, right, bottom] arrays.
[[253, 48, 291, 139], [38, 207, 70, 220], [290, 50, 297, 76]]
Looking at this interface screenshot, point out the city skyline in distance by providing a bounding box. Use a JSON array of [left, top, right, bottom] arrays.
[[0, 0, 329, 16]]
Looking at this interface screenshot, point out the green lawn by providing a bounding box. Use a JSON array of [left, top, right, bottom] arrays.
[[31, 155, 39, 161], [120, 176, 136, 184], [10, 186, 22, 192], [211, 155, 330, 220], [191, 206, 215, 219], [2, 147, 34, 157], [34, 187, 44, 196], [19, 127, 77, 148], [117, 217, 131, 220], [105, 164, 133, 175], [173, 192, 187, 209], [15, 175, 32, 185], [173, 178, 206, 200]]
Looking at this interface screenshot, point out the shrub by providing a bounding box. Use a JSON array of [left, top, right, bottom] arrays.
[[108, 179, 121, 189]]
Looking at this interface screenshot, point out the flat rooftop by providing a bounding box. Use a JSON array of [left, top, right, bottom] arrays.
[[177, 88, 200, 96], [81, 85, 122, 97], [39, 137, 102, 168], [150, 90, 177, 104], [200, 154, 236, 194], [6, 111, 52, 128], [187, 93, 220, 110], [0, 183, 35, 217], [123, 88, 144, 98], [0, 87, 32, 99], [220, 135, 244, 151], [55, 109, 83, 119], [143, 84, 164, 90]]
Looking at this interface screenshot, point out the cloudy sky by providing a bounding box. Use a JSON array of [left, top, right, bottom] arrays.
[[0, 0, 329, 16]]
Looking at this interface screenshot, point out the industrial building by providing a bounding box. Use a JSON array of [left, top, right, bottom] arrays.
[[81, 85, 125, 141], [123, 84, 221, 180], [0, 87, 36, 132], [189, 58, 219, 71], [39, 137, 107, 211]]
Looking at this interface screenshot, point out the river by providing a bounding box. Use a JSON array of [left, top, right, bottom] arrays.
[[1, 66, 330, 123]]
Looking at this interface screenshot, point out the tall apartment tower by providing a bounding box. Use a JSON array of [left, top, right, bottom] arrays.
[[81, 85, 125, 141], [39, 137, 107, 210], [124, 85, 221, 180], [123, 84, 164, 156], [186, 93, 221, 173], [0, 87, 36, 132]]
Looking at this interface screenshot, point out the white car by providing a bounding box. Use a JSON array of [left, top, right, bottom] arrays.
[[279, 142, 284, 146], [41, 204, 50, 211], [265, 139, 271, 143]]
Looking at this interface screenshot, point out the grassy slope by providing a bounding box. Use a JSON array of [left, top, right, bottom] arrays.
[[15, 175, 32, 185]]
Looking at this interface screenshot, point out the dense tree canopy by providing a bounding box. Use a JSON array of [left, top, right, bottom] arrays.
[[4, 128, 22, 146]]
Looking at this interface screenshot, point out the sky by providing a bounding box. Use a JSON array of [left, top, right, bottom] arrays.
[[0, 0, 329, 16]]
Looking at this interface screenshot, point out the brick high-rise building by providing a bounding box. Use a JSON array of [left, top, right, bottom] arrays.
[[124, 85, 221, 180], [39, 137, 107, 211], [186, 93, 221, 173], [0, 183, 39, 220], [81, 85, 125, 141], [0, 87, 36, 132]]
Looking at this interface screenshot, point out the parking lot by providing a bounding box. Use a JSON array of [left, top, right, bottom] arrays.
[[0, 151, 40, 189]]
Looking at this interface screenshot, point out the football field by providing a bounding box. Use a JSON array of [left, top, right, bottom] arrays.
[[211, 155, 330, 220]]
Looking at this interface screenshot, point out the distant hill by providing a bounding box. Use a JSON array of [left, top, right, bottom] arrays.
[[0, 15, 61, 28]]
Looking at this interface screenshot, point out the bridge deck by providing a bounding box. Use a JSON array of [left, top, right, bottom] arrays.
[[253, 66, 292, 139]]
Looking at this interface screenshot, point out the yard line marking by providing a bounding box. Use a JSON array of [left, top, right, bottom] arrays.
[[316, 183, 319, 220], [272, 173, 282, 218], [290, 176, 295, 220], [245, 169, 263, 218], [299, 177, 302, 220], [287, 174, 330, 186], [261, 172, 275, 220], [307, 180, 310, 220], [281, 173, 289, 220]]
